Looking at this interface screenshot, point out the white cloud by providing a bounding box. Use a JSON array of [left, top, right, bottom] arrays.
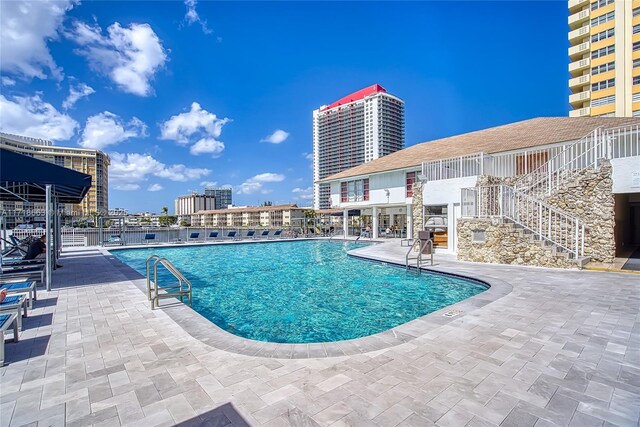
[[109, 152, 211, 191], [67, 21, 167, 96], [200, 181, 218, 187], [62, 82, 95, 109], [236, 173, 285, 195], [148, 183, 163, 192], [79, 112, 147, 150], [0, 0, 74, 81], [113, 183, 140, 191], [184, 0, 212, 34], [261, 129, 289, 144], [160, 102, 230, 156], [304, 152, 313, 161], [292, 186, 313, 200], [0, 94, 78, 140], [190, 137, 225, 156], [1, 77, 16, 87]]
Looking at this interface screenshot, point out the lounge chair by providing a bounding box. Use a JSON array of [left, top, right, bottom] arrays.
[[2, 281, 36, 309], [0, 294, 27, 331], [188, 232, 201, 242], [103, 235, 124, 246], [225, 231, 239, 240], [270, 230, 283, 239], [206, 231, 219, 241], [259, 230, 270, 239], [0, 313, 19, 366], [1, 265, 44, 283], [143, 233, 157, 244], [245, 230, 256, 239]]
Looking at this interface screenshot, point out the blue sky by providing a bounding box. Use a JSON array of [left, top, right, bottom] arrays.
[[0, 1, 569, 213]]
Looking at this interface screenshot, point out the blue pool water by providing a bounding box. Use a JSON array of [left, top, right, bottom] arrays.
[[112, 240, 487, 343]]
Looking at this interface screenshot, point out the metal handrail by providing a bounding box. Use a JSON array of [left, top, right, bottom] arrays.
[[146, 255, 192, 310], [405, 238, 434, 273]]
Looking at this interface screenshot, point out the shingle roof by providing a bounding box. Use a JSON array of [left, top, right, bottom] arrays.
[[320, 117, 640, 182]]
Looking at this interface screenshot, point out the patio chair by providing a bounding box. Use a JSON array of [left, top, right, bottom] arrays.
[[143, 233, 157, 244], [245, 230, 256, 239], [2, 281, 36, 309], [1, 265, 44, 283], [188, 232, 201, 242], [225, 231, 239, 240], [0, 313, 19, 366], [0, 294, 27, 331], [259, 230, 270, 239], [103, 235, 124, 246], [270, 230, 283, 239], [206, 231, 219, 241]]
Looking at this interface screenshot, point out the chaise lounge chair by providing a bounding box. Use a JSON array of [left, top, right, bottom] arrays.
[[225, 231, 239, 241], [0, 313, 19, 366], [2, 281, 36, 309], [103, 235, 124, 246], [259, 230, 270, 239], [245, 230, 256, 239], [143, 233, 157, 244], [188, 232, 201, 242], [1, 265, 45, 284], [206, 231, 219, 241], [0, 294, 27, 331], [269, 230, 283, 239]]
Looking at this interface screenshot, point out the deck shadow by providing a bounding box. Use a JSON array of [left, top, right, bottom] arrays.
[[174, 402, 250, 427]]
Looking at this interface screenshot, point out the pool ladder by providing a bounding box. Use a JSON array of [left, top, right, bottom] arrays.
[[146, 255, 193, 310], [405, 238, 434, 274]]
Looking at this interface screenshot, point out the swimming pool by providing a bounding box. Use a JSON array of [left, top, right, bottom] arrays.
[[112, 240, 487, 343]]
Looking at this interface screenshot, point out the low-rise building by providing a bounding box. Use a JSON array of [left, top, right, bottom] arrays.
[[175, 193, 217, 225], [322, 117, 640, 267], [190, 204, 306, 228]]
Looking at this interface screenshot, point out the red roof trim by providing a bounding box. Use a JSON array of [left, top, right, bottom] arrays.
[[321, 84, 386, 111]]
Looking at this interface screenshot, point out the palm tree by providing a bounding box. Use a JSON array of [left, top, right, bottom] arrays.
[[161, 206, 168, 216]]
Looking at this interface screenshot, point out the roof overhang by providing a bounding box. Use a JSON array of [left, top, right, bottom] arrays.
[[0, 148, 92, 204]]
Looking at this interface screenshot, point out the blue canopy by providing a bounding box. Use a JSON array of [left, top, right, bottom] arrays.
[[0, 148, 92, 204]]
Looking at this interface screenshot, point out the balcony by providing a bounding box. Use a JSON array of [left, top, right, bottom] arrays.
[[569, 41, 590, 60], [568, 24, 590, 43], [569, 0, 589, 12], [569, 57, 590, 74], [569, 74, 591, 89], [569, 107, 591, 117], [569, 9, 590, 29], [569, 90, 591, 106]]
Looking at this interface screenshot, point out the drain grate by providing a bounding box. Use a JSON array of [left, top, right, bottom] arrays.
[[443, 309, 463, 318]]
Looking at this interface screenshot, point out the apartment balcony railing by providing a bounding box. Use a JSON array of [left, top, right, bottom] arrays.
[[568, 24, 590, 43], [569, 0, 589, 13], [569, 107, 591, 117], [569, 74, 591, 89], [569, 8, 590, 29], [569, 90, 591, 106], [569, 41, 590, 60], [569, 58, 590, 74]]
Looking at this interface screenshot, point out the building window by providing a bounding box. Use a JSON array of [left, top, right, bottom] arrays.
[[591, 0, 613, 10], [592, 61, 615, 75], [592, 28, 615, 42], [591, 11, 614, 26], [592, 45, 615, 59], [592, 78, 615, 92], [341, 179, 369, 202], [406, 172, 416, 197], [634, 76, 640, 86], [591, 95, 615, 107], [635, 7, 640, 16], [634, 42, 640, 52]]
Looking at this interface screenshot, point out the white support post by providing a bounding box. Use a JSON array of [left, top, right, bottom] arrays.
[[45, 185, 52, 292], [372, 206, 379, 239], [342, 209, 348, 238], [407, 204, 413, 240]]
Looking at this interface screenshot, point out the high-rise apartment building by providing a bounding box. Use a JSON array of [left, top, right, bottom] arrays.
[[0, 133, 110, 219], [204, 186, 233, 210], [313, 84, 404, 209], [568, 0, 640, 117]]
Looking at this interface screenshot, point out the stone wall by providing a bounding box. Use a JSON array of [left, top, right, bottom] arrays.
[[411, 181, 424, 239], [458, 218, 576, 268], [467, 161, 615, 263]]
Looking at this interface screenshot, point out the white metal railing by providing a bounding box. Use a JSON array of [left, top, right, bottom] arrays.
[[514, 124, 640, 198], [461, 185, 585, 258], [421, 153, 490, 181]]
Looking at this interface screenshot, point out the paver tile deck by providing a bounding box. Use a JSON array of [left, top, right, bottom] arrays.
[[0, 241, 638, 426]]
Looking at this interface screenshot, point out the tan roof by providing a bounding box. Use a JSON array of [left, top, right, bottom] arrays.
[[321, 117, 640, 182], [194, 204, 302, 215]]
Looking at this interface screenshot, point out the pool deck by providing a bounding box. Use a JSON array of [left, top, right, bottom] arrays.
[[1, 240, 639, 426]]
